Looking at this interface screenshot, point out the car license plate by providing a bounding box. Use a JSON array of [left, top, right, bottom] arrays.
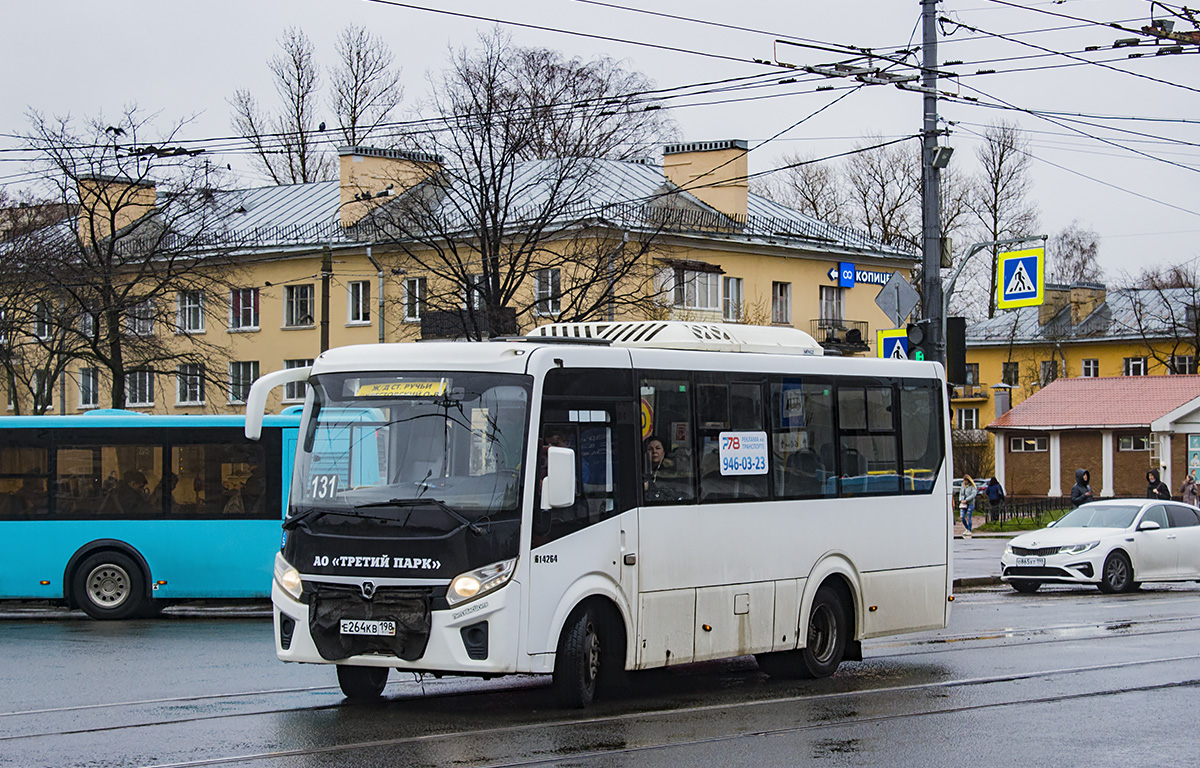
[[340, 619, 396, 636], [1015, 556, 1046, 567]]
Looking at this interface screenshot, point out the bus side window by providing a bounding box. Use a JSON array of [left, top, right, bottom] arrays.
[[640, 376, 695, 505], [900, 383, 942, 492], [836, 385, 901, 496], [772, 379, 835, 499]]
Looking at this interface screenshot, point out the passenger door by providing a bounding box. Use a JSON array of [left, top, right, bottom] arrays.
[[1134, 505, 1176, 579], [1166, 504, 1200, 578]]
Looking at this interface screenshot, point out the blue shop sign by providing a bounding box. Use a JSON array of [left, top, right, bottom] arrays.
[[827, 263, 893, 288]]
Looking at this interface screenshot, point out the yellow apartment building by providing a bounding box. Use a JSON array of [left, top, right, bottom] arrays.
[[959, 281, 1198, 434], [4, 140, 919, 416]]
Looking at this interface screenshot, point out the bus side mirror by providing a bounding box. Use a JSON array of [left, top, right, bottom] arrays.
[[541, 447, 576, 510], [244, 366, 312, 440]]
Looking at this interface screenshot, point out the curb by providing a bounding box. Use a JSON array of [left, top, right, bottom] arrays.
[[953, 576, 1004, 589]]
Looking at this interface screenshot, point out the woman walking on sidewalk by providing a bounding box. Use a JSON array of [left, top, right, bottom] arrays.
[[959, 475, 978, 537]]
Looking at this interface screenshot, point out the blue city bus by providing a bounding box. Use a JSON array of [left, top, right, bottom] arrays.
[[0, 410, 300, 619]]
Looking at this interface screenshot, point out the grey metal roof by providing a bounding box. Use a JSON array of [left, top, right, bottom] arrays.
[[967, 287, 1194, 345]]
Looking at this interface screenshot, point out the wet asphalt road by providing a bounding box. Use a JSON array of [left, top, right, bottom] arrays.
[[4, 544, 1200, 767]]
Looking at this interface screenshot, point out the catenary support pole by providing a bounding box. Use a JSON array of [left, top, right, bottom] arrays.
[[921, 0, 945, 364]]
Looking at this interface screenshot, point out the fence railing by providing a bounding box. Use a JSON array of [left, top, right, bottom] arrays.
[[976, 496, 1075, 529]]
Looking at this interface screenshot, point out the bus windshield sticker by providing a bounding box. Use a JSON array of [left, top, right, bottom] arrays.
[[308, 473, 340, 500], [355, 380, 448, 398], [719, 431, 769, 476]]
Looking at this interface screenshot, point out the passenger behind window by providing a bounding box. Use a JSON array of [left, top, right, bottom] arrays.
[[785, 450, 825, 496], [644, 435, 693, 503]]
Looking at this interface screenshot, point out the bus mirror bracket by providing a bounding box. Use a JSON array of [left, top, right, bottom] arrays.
[[541, 447, 576, 510], [245, 367, 312, 440]]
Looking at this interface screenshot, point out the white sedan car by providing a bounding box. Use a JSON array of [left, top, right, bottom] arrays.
[[1000, 499, 1200, 594]]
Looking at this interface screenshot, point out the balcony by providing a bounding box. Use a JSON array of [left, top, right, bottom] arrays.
[[951, 383, 988, 401], [809, 319, 871, 354]]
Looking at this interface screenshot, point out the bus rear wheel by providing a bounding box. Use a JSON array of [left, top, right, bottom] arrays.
[[73, 552, 145, 620], [337, 665, 389, 700], [757, 585, 849, 679]]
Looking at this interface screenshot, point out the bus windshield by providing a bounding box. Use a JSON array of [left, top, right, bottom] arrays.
[[291, 371, 531, 535]]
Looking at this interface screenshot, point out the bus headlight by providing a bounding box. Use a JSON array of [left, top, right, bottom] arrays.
[[447, 558, 517, 607], [274, 552, 303, 600]]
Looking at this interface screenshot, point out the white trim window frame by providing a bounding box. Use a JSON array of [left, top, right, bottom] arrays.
[[534, 268, 562, 316], [284, 285, 315, 328], [283, 359, 314, 402], [1081, 358, 1099, 378], [32, 371, 53, 411], [176, 290, 205, 334], [1010, 436, 1049, 452], [672, 268, 720, 311], [1123, 356, 1147, 376], [347, 281, 371, 324], [228, 361, 259, 405], [128, 300, 154, 337], [125, 369, 155, 407], [1118, 435, 1150, 451], [771, 281, 792, 325], [818, 285, 845, 325], [958, 408, 979, 430], [403, 277, 425, 322], [34, 301, 52, 340], [722, 276, 743, 322], [229, 287, 260, 331], [79, 367, 99, 409], [1170, 355, 1197, 375], [176, 363, 206, 406]]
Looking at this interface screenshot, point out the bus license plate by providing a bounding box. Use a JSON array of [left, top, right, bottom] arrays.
[[1015, 556, 1045, 567], [340, 619, 396, 636]]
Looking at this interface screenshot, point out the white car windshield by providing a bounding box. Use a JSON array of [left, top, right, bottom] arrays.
[[1054, 504, 1141, 529]]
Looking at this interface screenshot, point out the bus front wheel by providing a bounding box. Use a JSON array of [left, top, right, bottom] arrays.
[[337, 665, 388, 700], [553, 607, 602, 708], [73, 552, 146, 620]]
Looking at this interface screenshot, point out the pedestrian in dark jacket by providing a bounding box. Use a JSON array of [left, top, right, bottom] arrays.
[[1070, 468, 1094, 508], [1181, 470, 1199, 506], [1146, 468, 1172, 501], [985, 477, 1005, 521]]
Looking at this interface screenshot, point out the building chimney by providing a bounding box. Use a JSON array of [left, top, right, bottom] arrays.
[[76, 174, 157, 245], [1069, 281, 1107, 325], [338, 146, 443, 227], [662, 139, 749, 221], [1038, 284, 1070, 326], [991, 383, 1014, 417]]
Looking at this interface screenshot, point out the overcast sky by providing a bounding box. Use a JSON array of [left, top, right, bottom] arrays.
[[3, 0, 1197, 282]]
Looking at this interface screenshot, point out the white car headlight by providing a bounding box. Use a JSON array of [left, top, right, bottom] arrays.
[[447, 558, 517, 607], [274, 551, 303, 600], [1004, 543, 1014, 555], [1059, 541, 1099, 556]]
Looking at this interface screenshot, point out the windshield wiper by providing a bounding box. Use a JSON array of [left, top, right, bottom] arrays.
[[354, 498, 484, 535], [283, 507, 338, 530]]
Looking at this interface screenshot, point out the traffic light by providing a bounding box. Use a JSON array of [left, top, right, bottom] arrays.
[[906, 319, 933, 361], [946, 316, 967, 384]]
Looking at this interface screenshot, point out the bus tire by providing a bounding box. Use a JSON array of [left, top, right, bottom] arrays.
[[553, 607, 602, 708], [73, 552, 145, 620], [797, 585, 848, 679], [336, 665, 388, 700]]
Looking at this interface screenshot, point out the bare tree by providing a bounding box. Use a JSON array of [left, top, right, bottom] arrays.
[[752, 154, 852, 229], [845, 137, 920, 250], [329, 24, 404, 148], [1047, 220, 1102, 285], [1122, 263, 1200, 373], [971, 121, 1040, 318], [361, 32, 673, 339], [20, 108, 241, 408], [231, 28, 334, 184]]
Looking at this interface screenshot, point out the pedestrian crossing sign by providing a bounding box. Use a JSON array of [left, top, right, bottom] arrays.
[[997, 247, 1044, 309], [877, 328, 909, 359]]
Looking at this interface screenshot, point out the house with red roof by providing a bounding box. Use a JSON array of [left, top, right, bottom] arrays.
[[987, 376, 1200, 498]]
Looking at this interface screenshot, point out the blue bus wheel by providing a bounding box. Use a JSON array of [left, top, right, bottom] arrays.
[[73, 552, 146, 620]]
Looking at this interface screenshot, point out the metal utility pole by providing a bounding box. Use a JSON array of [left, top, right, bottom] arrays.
[[320, 245, 332, 353], [920, 0, 945, 364]]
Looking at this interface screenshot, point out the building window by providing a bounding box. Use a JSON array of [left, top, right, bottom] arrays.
[[34, 302, 52, 340], [284, 285, 315, 328], [1081, 359, 1099, 378], [465, 274, 486, 310], [228, 361, 259, 404], [1002, 361, 1019, 386], [1118, 435, 1150, 451], [79, 367, 99, 409], [1123, 357, 1147, 376], [818, 286, 845, 326], [403, 277, 425, 322], [958, 408, 979, 430], [347, 281, 371, 324], [667, 268, 720, 310], [283, 359, 313, 402], [33, 372, 53, 410], [771, 281, 792, 325], [230, 288, 260, 331], [79, 311, 97, 339], [128, 300, 154, 336], [176, 363, 205, 405], [126, 369, 154, 407], [722, 276, 743, 321], [964, 363, 980, 386], [1040, 360, 1058, 386], [176, 290, 205, 333], [1010, 436, 1049, 452], [534, 268, 562, 316], [1170, 355, 1197, 375]]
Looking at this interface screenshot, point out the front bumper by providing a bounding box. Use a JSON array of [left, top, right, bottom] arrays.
[[272, 578, 522, 674], [999, 551, 1102, 585]]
